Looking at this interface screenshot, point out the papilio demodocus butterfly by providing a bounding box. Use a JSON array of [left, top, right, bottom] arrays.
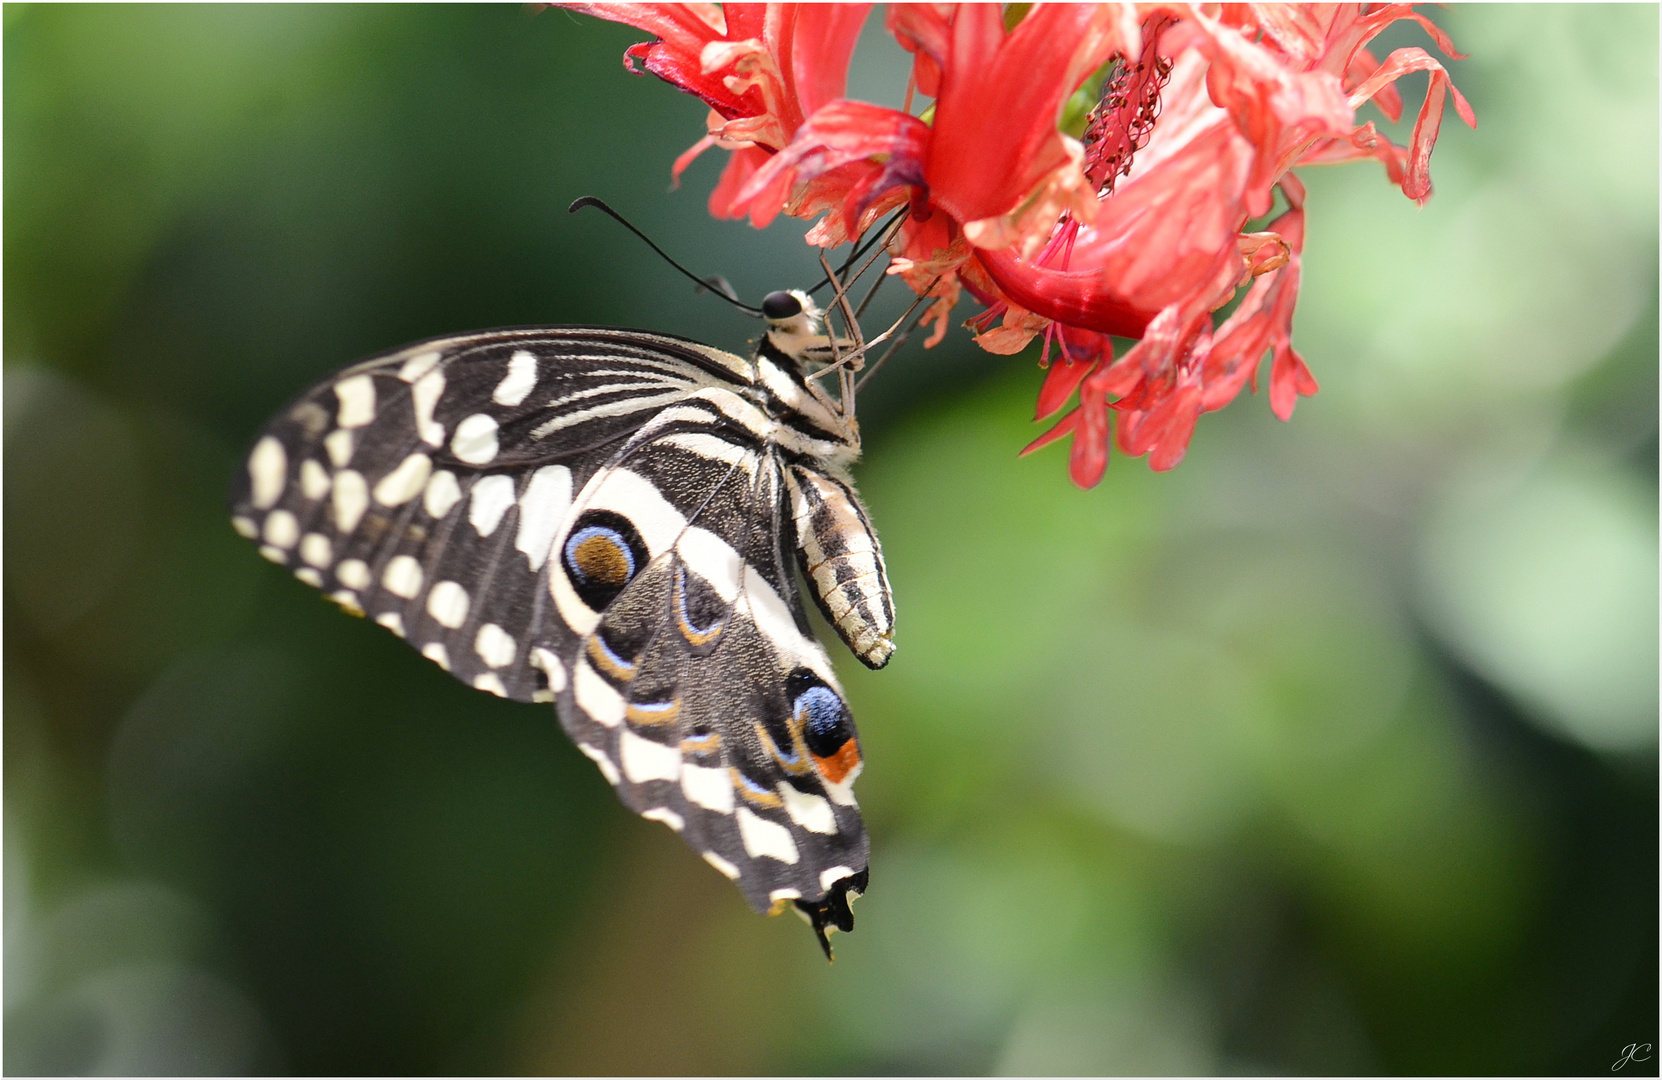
[[230, 288, 893, 957]]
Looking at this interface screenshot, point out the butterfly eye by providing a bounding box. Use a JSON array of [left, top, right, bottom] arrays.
[[562, 509, 648, 611], [761, 290, 803, 321]]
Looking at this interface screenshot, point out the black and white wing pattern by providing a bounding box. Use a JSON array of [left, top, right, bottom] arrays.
[[230, 312, 893, 956]]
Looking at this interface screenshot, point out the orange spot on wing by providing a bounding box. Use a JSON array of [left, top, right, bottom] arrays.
[[811, 739, 861, 786]]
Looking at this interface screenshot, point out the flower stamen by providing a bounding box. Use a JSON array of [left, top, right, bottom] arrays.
[[1081, 14, 1175, 196]]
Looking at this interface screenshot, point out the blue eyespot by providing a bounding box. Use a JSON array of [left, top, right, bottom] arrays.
[[795, 685, 849, 756]]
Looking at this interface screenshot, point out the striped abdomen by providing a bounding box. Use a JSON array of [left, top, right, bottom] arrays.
[[786, 466, 895, 669]]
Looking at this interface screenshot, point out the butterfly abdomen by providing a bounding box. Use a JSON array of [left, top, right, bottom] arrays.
[[785, 466, 895, 669]]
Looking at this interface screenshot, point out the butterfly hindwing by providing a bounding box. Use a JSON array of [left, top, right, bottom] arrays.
[[550, 423, 869, 915]]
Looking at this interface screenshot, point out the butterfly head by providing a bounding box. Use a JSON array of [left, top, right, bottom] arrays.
[[760, 289, 827, 362]]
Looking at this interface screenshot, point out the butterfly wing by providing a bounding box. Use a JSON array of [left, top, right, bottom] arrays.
[[548, 416, 869, 927], [231, 328, 870, 943], [229, 327, 750, 703]]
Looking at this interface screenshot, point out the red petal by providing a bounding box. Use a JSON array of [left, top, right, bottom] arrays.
[[708, 145, 772, 220], [1034, 354, 1098, 420], [786, 4, 874, 117], [978, 94, 1257, 338], [886, 3, 952, 98], [1021, 406, 1080, 456], [1251, 3, 1327, 64], [569, 3, 756, 118], [1143, 382, 1203, 471], [1346, 46, 1475, 202], [925, 4, 1129, 224], [1345, 47, 1403, 123], [672, 134, 718, 186], [734, 100, 929, 226], [1269, 347, 1318, 421], [981, 248, 1156, 339], [1069, 391, 1111, 488]]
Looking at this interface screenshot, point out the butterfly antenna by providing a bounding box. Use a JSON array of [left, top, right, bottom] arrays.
[[569, 196, 764, 317]]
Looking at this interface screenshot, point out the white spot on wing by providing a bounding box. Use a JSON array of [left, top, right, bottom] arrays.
[[619, 729, 681, 783], [421, 642, 450, 671], [334, 374, 376, 428], [577, 742, 622, 786], [373, 452, 432, 507], [324, 429, 353, 468], [641, 807, 685, 832], [573, 656, 624, 727], [515, 464, 572, 571], [300, 459, 331, 500], [451, 413, 499, 465], [398, 350, 441, 382], [263, 510, 299, 549], [426, 580, 470, 628], [300, 533, 332, 568], [411, 369, 446, 445], [382, 555, 423, 598], [681, 763, 734, 814], [740, 566, 838, 685], [259, 544, 286, 563], [375, 611, 405, 637], [474, 623, 516, 668], [468, 474, 515, 536], [703, 851, 741, 880], [658, 431, 753, 467], [248, 437, 286, 509], [819, 865, 857, 893], [581, 468, 687, 556], [473, 673, 508, 697], [424, 470, 462, 518], [676, 527, 743, 602], [531, 647, 567, 693], [332, 470, 369, 533], [778, 784, 836, 834], [820, 764, 861, 808], [336, 559, 371, 590], [295, 567, 323, 587], [492, 350, 538, 407], [647, 405, 719, 428], [231, 517, 258, 539], [736, 807, 799, 864]]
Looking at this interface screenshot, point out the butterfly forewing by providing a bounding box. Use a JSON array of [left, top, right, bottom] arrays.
[[231, 324, 884, 939]]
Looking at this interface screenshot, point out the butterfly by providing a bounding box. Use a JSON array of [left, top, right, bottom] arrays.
[[230, 286, 895, 958]]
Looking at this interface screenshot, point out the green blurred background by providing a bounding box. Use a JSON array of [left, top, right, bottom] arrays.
[[5, 4, 1656, 1074]]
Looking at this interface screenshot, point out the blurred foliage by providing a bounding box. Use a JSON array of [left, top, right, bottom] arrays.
[[5, 4, 1656, 1075]]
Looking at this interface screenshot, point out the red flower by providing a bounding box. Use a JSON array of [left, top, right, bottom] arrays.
[[565, 3, 1474, 487], [568, 3, 873, 220]]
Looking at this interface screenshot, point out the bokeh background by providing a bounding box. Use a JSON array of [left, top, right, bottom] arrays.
[[6, 4, 1656, 1075]]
